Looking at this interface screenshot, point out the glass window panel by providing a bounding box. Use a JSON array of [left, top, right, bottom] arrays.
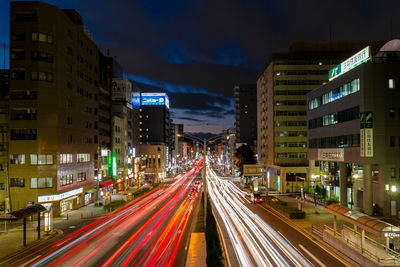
[[30, 178, 37, 188], [30, 154, 37, 165]]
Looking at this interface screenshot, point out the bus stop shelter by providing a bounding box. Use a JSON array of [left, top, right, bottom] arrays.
[[325, 204, 400, 252], [0, 204, 46, 246]]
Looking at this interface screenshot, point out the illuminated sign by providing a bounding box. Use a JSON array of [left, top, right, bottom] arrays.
[[329, 46, 370, 80], [141, 93, 170, 109], [318, 148, 344, 162], [132, 92, 141, 106], [112, 156, 117, 177], [38, 188, 83, 203]]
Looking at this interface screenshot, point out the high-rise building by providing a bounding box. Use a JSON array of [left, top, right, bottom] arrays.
[[257, 41, 386, 194], [139, 93, 170, 146], [307, 41, 400, 216], [234, 84, 257, 151], [8, 2, 100, 215]]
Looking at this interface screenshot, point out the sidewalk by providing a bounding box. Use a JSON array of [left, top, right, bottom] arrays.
[[0, 186, 141, 260]]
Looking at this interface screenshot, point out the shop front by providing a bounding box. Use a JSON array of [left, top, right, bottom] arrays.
[[38, 188, 83, 217]]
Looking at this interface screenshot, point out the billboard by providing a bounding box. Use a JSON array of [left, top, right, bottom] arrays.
[[141, 93, 170, 108], [329, 46, 370, 80]]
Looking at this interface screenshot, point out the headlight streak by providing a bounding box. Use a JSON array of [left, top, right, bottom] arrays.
[[206, 165, 314, 267]]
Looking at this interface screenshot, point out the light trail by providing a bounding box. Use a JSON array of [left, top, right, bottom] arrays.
[[206, 158, 314, 267], [5, 159, 203, 267]]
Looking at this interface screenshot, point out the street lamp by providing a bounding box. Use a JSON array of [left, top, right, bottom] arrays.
[[386, 184, 397, 221], [311, 174, 317, 207]]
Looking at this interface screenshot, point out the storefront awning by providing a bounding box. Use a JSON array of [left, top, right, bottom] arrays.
[[325, 204, 400, 237], [100, 180, 114, 188]]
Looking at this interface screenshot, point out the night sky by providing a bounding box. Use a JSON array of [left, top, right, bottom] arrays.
[[1, 0, 400, 133]]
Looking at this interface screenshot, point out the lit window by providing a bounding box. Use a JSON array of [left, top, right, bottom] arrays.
[[389, 79, 395, 89]]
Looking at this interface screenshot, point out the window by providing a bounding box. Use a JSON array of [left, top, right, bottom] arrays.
[[11, 50, 25, 60], [11, 70, 25, 80], [77, 153, 90, 162], [309, 78, 360, 110], [30, 177, 52, 189], [10, 128, 37, 140], [31, 51, 53, 63], [391, 168, 396, 178], [31, 71, 53, 82], [60, 174, 73, 186], [12, 11, 37, 21], [10, 178, 25, 187], [389, 107, 395, 118], [0, 183, 4, 190], [389, 79, 395, 89], [67, 117, 72, 124], [77, 172, 86, 182], [30, 154, 53, 165], [11, 32, 26, 41], [60, 154, 73, 164], [390, 136, 395, 147], [31, 32, 53, 44], [10, 154, 25, 164]]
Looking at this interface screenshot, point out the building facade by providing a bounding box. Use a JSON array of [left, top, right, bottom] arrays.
[[307, 41, 400, 216], [257, 41, 386, 194], [234, 84, 257, 151], [8, 2, 101, 215]]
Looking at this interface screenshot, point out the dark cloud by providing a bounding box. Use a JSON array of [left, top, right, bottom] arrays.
[[176, 117, 203, 122], [2, 0, 400, 132]]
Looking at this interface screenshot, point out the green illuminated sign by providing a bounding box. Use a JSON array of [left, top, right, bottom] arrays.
[[112, 156, 117, 177], [329, 46, 370, 80]]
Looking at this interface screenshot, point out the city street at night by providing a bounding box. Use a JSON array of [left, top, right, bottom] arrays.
[[1, 162, 202, 267]]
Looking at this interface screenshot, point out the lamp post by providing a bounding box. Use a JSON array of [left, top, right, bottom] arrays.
[[386, 184, 397, 222], [311, 174, 317, 207]]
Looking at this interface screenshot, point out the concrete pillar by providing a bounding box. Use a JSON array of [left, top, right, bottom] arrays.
[[339, 162, 348, 207], [363, 164, 373, 215]]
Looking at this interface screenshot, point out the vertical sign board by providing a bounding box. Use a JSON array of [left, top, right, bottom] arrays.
[[360, 112, 365, 157], [365, 112, 373, 157], [360, 112, 373, 157]]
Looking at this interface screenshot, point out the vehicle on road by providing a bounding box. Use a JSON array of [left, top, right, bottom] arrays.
[[253, 193, 262, 204]]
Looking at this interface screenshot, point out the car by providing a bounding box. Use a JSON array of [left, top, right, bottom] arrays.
[[253, 193, 263, 204]]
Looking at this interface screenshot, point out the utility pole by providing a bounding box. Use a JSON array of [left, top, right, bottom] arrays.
[[203, 138, 207, 228]]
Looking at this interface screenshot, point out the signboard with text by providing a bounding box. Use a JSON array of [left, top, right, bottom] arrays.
[[318, 148, 344, 162], [38, 188, 83, 203], [329, 46, 370, 80], [141, 93, 170, 109], [360, 112, 373, 157]]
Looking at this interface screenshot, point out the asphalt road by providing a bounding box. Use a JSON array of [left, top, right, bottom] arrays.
[[1, 165, 202, 267], [207, 165, 349, 267]]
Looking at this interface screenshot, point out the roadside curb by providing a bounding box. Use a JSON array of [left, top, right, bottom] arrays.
[[0, 229, 61, 263]]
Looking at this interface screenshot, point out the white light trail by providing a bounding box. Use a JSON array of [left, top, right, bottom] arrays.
[[206, 157, 314, 267]]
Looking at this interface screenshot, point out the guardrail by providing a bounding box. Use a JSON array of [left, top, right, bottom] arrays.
[[324, 224, 400, 266], [311, 224, 323, 237]]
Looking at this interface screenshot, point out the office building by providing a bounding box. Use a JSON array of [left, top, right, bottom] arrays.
[[8, 2, 99, 215], [307, 40, 400, 216], [139, 93, 170, 146], [257, 41, 386, 194], [234, 84, 257, 151]]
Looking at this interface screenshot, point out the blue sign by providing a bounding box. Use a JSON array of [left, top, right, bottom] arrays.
[[141, 93, 169, 108], [132, 93, 140, 106]]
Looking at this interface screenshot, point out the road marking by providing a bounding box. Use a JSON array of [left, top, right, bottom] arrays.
[[22, 255, 41, 266], [299, 244, 326, 267]]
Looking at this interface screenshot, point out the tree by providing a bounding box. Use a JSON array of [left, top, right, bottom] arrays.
[[234, 144, 256, 175]]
